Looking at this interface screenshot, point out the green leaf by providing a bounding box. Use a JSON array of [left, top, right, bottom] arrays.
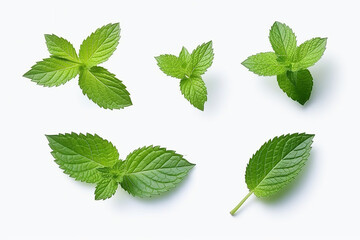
[[277, 70, 313, 105], [95, 178, 118, 200], [190, 41, 214, 76], [242, 52, 287, 76], [45, 34, 79, 62], [179, 47, 191, 64], [180, 76, 207, 111], [155, 54, 186, 79], [269, 21, 297, 59], [121, 146, 195, 198], [230, 133, 314, 215], [46, 133, 119, 183], [79, 23, 120, 67], [78, 66, 132, 109], [23, 57, 80, 87], [292, 37, 327, 70]]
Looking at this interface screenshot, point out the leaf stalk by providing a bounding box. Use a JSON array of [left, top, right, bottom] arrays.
[[230, 191, 253, 216]]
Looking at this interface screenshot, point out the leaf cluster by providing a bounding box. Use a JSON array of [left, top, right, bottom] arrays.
[[242, 21, 327, 105], [155, 41, 214, 110], [24, 23, 132, 110], [46, 133, 195, 200]]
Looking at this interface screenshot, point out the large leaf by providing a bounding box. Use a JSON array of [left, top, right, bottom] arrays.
[[46, 133, 119, 183], [230, 133, 314, 215], [79, 23, 120, 67], [78, 66, 132, 109], [121, 146, 195, 198], [23, 57, 80, 87], [245, 133, 314, 197]]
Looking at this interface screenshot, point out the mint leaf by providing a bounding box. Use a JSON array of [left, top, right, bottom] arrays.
[[45, 34, 79, 62], [95, 178, 118, 200], [79, 66, 132, 109], [24, 23, 132, 110], [242, 52, 287, 76], [180, 76, 207, 111], [277, 70, 313, 105], [47, 134, 195, 201], [242, 21, 326, 105], [269, 21, 297, 59], [156, 41, 213, 110], [179, 47, 191, 65], [79, 23, 120, 68], [46, 133, 119, 183], [190, 41, 214, 76], [292, 37, 327, 70], [121, 146, 195, 198], [155, 54, 186, 79], [230, 133, 314, 215], [23, 57, 80, 87]]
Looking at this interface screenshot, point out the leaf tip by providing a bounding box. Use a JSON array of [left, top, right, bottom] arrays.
[[23, 70, 31, 78]]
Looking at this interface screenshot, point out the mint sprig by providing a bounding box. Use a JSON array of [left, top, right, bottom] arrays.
[[46, 133, 195, 200], [156, 41, 214, 111], [230, 133, 314, 215], [24, 23, 132, 110], [242, 22, 327, 105]]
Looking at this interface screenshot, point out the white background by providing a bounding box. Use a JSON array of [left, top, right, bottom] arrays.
[[1, 0, 359, 239]]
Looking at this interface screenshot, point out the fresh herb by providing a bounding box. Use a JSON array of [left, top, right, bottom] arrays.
[[242, 22, 327, 105], [155, 41, 214, 110], [46, 133, 195, 200], [24, 23, 132, 110], [230, 133, 314, 215]]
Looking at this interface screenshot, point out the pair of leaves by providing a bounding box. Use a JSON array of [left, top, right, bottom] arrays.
[[242, 21, 327, 105], [230, 133, 314, 215], [24, 23, 132, 110], [46, 133, 195, 200], [156, 41, 214, 111]]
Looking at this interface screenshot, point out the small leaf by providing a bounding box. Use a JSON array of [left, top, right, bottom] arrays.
[[155, 54, 186, 79], [292, 37, 327, 70], [79, 23, 120, 67], [180, 76, 207, 111], [46, 133, 119, 183], [230, 133, 314, 215], [179, 47, 191, 65], [242, 52, 287, 76], [45, 34, 79, 62], [269, 21, 297, 60], [277, 70, 313, 105], [190, 41, 214, 76], [95, 178, 118, 200], [23, 57, 80, 87], [78, 66, 132, 109], [121, 146, 195, 198]]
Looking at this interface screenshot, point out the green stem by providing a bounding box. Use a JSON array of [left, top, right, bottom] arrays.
[[230, 191, 253, 216]]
